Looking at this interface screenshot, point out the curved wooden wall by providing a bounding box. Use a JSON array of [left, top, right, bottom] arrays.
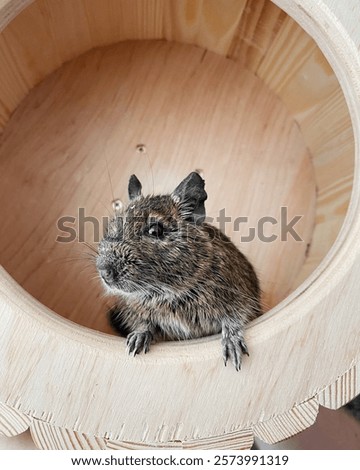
[[0, 0, 353, 298], [0, 0, 358, 450]]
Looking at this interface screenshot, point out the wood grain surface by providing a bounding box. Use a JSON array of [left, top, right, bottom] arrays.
[[0, 40, 315, 330], [0, 0, 352, 300], [0, 0, 358, 450]]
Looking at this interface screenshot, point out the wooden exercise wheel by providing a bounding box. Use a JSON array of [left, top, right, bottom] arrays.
[[0, 0, 359, 449]]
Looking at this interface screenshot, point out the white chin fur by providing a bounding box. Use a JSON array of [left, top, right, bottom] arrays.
[[100, 280, 119, 295], [102, 281, 139, 298]]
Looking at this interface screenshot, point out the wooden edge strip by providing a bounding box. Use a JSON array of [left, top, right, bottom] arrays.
[[0, 0, 33, 31], [29, 420, 107, 450], [107, 428, 253, 450], [106, 440, 183, 450], [0, 401, 32, 437], [253, 397, 319, 445], [3, 363, 359, 448], [182, 428, 253, 450], [317, 363, 359, 410]]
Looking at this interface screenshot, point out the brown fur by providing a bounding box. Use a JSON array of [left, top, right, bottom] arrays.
[[96, 172, 261, 370]]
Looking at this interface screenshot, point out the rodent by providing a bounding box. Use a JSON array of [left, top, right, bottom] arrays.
[[96, 172, 262, 370]]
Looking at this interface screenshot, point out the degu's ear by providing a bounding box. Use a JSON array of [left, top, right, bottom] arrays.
[[128, 174, 142, 200], [171, 172, 207, 223]]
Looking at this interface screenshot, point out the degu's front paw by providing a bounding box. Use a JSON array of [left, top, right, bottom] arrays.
[[126, 331, 153, 356], [222, 329, 249, 371]]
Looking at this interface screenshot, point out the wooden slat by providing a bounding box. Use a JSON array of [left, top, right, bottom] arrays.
[[0, 402, 32, 437], [163, 0, 247, 55], [40, 0, 92, 65], [183, 428, 253, 450], [83, 0, 164, 46], [318, 365, 358, 410], [253, 398, 319, 444], [0, 0, 32, 30], [298, 89, 354, 186], [30, 420, 107, 450], [106, 440, 183, 450], [99, 429, 254, 450], [228, 0, 287, 71], [256, 16, 316, 94], [1, 1, 62, 90], [0, 34, 28, 129]]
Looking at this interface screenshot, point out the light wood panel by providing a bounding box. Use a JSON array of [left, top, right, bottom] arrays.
[[252, 10, 354, 289], [163, 0, 247, 54], [0, 0, 358, 451], [0, 41, 316, 330], [228, 0, 287, 71], [0, 0, 249, 131], [0, 0, 353, 297], [83, 0, 164, 46], [228, 0, 354, 291]]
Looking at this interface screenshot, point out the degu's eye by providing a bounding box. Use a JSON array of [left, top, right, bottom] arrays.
[[148, 221, 164, 238]]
